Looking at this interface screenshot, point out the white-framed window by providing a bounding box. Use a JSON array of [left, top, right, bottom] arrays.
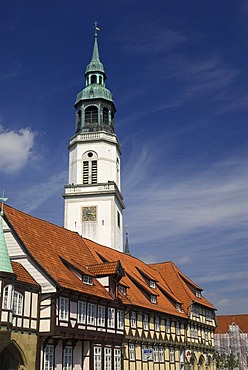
[[176, 303, 182, 312], [151, 294, 157, 304], [153, 346, 159, 362], [159, 347, 164, 363], [142, 345, 148, 362], [194, 326, 198, 338], [44, 345, 54, 370], [143, 314, 149, 330], [166, 318, 170, 333], [87, 303, 96, 325], [129, 344, 135, 361], [59, 297, 69, 321], [117, 310, 124, 330], [94, 346, 102, 370], [130, 311, 136, 328], [195, 289, 201, 298], [108, 307, 115, 328], [205, 330, 209, 341], [78, 301, 86, 324], [206, 309, 213, 320], [98, 305, 105, 327], [83, 275, 93, 285], [155, 316, 160, 332], [2, 285, 13, 310], [114, 348, 121, 370], [13, 291, 23, 315], [149, 280, 156, 289], [63, 346, 72, 370], [192, 304, 199, 317], [170, 347, 175, 363], [176, 321, 180, 335], [118, 285, 126, 296], [104, 347, 112, 370]]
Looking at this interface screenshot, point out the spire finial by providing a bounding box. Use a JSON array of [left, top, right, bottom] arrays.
[[94, 21, 100, 37], [124, 225, 131, 255]]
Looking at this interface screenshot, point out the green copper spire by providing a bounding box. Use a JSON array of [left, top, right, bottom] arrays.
[[74, 23, 116, 134], [0, 195, 13, 273], [85, 22, 106, 76]]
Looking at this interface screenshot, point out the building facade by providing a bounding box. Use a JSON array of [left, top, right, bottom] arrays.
[[0, 204, 216, 370], [215, 315, 248, 370]]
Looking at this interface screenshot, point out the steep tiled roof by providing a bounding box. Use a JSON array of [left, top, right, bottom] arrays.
[[215, 314, 248, 334], [84, 239, 187, 317], [4, 205, 112, 300], [149, 261, 215, 314], [11, 261, 40, 287], [87, 261, 124, 277]]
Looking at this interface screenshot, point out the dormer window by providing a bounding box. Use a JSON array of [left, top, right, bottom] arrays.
[[151, 295, 157, 304], [118, 285, 127, 296], [176, 303, 182, 312], [195, 290, 201, 298], [83, 275, 93, 285], [149, 280, 156, 289]]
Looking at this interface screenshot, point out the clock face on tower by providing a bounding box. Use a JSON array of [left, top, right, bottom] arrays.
[[82, 206, 97, 221]]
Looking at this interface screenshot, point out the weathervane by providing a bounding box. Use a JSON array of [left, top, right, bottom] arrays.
[[0, 191, 8, 217], [94, 21, 100, 37]]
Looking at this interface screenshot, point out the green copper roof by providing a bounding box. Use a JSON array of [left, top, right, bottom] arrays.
[[85, 35, 105, 75], [75, 84, 113, 104], [0, 198, 13, 273]]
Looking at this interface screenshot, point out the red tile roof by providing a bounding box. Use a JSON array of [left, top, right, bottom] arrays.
[[11, 261, 40, 287], [87, 261, 124, 277], [149, 261, 215, 314], [4, 205, 112, 300], [215, 314, 248, 334], [84, 239, 187, 317], [3, 205, 214, 319]]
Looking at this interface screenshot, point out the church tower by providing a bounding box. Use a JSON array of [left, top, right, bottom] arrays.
[[63, 26, 125, 252]]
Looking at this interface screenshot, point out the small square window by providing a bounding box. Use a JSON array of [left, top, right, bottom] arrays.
[[151, 295, 157, 304], [83, 275, 93, 285]]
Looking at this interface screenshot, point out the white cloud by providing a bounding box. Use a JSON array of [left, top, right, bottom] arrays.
[[0, 126, 36, 173]]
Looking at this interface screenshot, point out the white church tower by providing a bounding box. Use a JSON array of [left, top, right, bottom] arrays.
[[63, 26, 125, 252]]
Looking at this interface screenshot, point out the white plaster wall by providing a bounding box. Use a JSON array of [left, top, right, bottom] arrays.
[[68, 137, 121, 187], [65, 195, 123, 250], [24, 291, 31, 317]]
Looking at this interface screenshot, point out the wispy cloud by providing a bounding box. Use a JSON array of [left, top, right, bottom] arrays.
[[123, 139, 247, 257], [0, 125, 36, 173], [15, 170, 68, 213]]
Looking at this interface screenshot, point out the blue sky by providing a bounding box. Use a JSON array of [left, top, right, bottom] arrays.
[[1, 0, 247, 315]]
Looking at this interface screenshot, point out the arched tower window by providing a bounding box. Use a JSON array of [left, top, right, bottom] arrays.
[[82, 151, 98, 184], [85, 106, 98, 125], [91, 75, 97, 84], [103, 107, 109, 125], [99, 76, 103, 85], [76, 110, 82, 132]]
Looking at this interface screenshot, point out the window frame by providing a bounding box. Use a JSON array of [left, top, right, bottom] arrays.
[[107, 307, 115, 328], [13, 291, 23, 316], [59, 297, 69, 321], [44, 344, 54, 370], [78, 301, 86, 324]]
